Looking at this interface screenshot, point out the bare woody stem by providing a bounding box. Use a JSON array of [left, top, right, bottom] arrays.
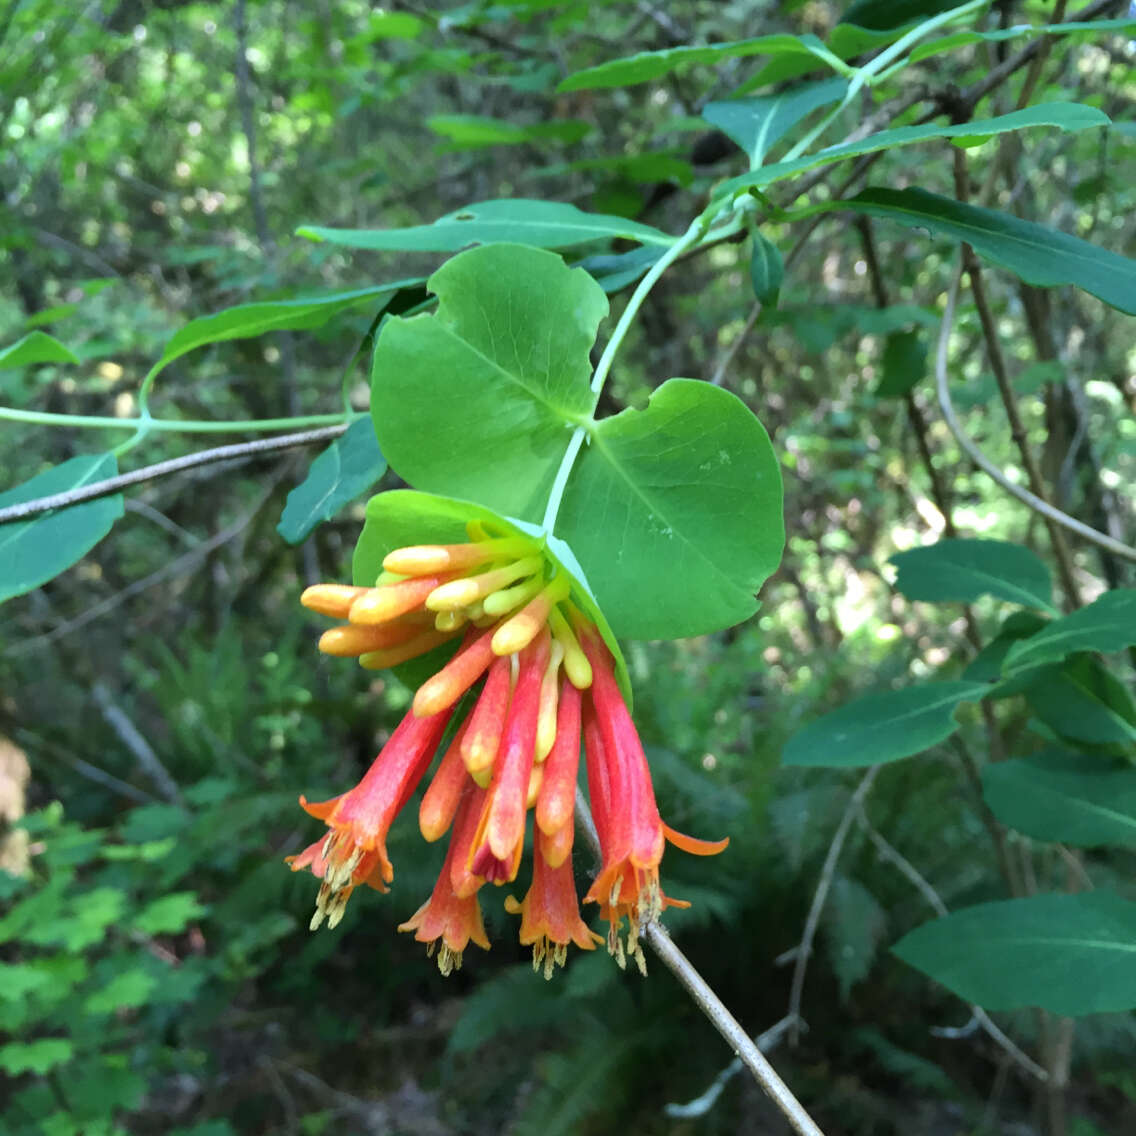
[[0, 425, 348, 524], [573, 788, 826, 1136]]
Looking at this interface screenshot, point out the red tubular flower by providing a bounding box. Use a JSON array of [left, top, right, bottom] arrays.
[[468, 631, 550, 883], [506, 843, 601, 978], [294, 704, 453, 929], [576, 618, 728, 971], [399, 785, 490, 975], [293, 529, 728, 977]]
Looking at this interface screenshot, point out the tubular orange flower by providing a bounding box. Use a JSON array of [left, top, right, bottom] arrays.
[[291, 525, 726, 976], [293, 704, 453, 929], [399, 785, 490, 975]]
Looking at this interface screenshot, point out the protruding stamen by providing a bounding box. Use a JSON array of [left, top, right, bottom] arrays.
[[426, 556, 542, 612], [491, 577, 570, 657], [349, 574, 453, 625], [301, 584, 369, 617], [413, 628, 497, 717], [549, 605, 592, 689]]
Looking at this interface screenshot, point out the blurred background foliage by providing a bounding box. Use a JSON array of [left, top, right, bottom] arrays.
[[1, 1, 1135, 1134]]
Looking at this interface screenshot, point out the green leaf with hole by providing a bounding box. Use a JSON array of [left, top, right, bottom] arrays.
[[783, 681, 989, 767], [1004, 590, 1136, 672], [890, 539, 1056, 612], [0, 1038, 74, 1075], [838, 187, 1136, 315], [371, 243, 606, 522], [893, 891, 1136, 1014], [428, 114, 591, 147], [702, 76, 849, 167], [277, 420, 386, 544], [982, 749, 1136, 849], [0, 454, 124, 604], [556, 380, 783, 639], [716, 104, 1110, 198], [557, 34, 830, 92], [299, 200, 673, 252], [0, 331, 80, 368], [353, 489, 630, 699]]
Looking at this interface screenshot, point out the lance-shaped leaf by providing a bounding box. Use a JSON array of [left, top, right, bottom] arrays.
[[557, 380, 784, 640], [909, 18, 1136, 65], [371, 243, 607, 523], [557, 34, 830, 92], [982, 749, 1136, 849], [0, 454, 124, 603], [890, 539, 1056, 612], [749, 233, 784, 304], [352, 489, 630, 699], [782, 681, 990, 768], [1004, 589, 1136, 672], [277, 419, 387, 544], [893, 891, 1136, 1015], [874, 328, 926, 398], [702, 76, 849, 167], [152, 284, 409, 374], [0, 331, 80, 369], [300, 200, 673, 252], [1019, 656, 1136, 752], [714, 104, 1110, 198], [427, 114, 592, 148], [838, 187, 1136, 315]]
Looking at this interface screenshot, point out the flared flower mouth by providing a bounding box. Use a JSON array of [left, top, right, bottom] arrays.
[[289, 526, 727, 975]]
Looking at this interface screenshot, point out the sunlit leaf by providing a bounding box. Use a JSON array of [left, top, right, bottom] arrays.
[[1004, 590, 1136, 671], [299, 200, 673, 252], [0, 331, 80, 369]]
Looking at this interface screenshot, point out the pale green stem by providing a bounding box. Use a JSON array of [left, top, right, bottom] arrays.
[[780, 0, 991, 162], [0, 406, 358, 433], [590, 215, 709, 396], [540, 425, 587, 534], [539, 214, 714, 536]]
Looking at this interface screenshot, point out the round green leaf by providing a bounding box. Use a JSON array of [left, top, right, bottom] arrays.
[[371, 243, 608, 523], [558, 379, 784, 640], [890, 538, 1056, 612], [783, 681, 989, 768], [982, 749, 1136, 849], [893, 891, 1136, 1015]]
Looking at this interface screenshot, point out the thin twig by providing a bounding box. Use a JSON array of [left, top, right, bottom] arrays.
[[934, 264, 1136, 563], [710, 300, 762, 387], [786, 765, 880, 1044], [92, 682, 183, 804], [573, 788, 826, 1136], [0, 424, 347, 524], [856, 810, 1049, 1082]]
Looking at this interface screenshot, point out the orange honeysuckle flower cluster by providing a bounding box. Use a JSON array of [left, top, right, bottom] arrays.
[[289, 526, 727, 977]]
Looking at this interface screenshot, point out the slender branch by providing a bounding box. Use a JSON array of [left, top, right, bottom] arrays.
[[786, 765, 880, 1043], [934, 265, 1136, 564], [960, 241, 1083, 607], [573, 789, 826, 1136], [0, 425, 347, 524], [856, 811, 1048, 1082], [710, 300, 762, 388]]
